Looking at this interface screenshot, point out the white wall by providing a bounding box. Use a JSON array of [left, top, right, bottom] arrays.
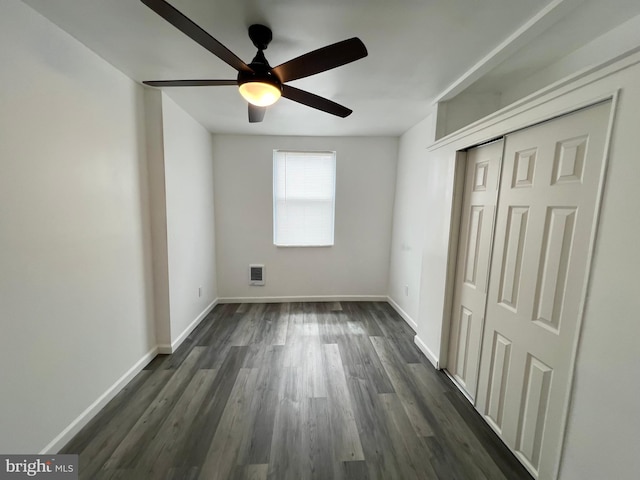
[[399, 52, 640, 479], [414, 142, 459, 365], [0, 1, 156, 453], [501, 13, 640, 107], [144, 89, 172, 347], [144, 90, 218, 350], [212, 135, 398, 299], [161, 93, 218, 346], [439, 92, 502, 139], [387, 115, 435, 327]]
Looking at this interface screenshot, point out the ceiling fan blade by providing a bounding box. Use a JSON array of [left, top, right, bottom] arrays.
[[281, 85, 352, 117], [273, 38, 367, 83], [248, 104, 266, 123], [143, 79, 237, 87], [141, 0, 251, 73]]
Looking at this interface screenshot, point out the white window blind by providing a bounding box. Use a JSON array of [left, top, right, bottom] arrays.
[[273, 150, 336, 246]]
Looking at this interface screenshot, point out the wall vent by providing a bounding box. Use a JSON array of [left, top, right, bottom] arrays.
[[249, 264, 265, 286]]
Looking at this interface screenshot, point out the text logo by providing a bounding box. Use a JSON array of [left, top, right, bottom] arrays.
[[0, 455, 78, 479]]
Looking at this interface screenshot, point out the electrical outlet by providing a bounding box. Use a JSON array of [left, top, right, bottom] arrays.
[[404, 285, 409, 296]]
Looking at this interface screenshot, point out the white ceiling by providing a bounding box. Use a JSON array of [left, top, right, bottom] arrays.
[[21, 0, 640, 136]]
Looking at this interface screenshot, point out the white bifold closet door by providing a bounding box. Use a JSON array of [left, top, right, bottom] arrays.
[[475, 101, 611, 480], [447, 140, 503, 400]]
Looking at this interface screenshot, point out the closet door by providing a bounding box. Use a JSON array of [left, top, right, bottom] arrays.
[[476, 102, 611, 479], [447, 140, 503, 400]]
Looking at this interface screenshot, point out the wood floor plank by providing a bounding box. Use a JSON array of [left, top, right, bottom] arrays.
[[374, 393, 422, 480], [131, 369, 218, 478], [444, 389, 532, 480], [164, 306, 231, 369], [342, 460, 369, 480], [247, 303, 283, 347], [231, 464, 269, 480], [272, 303, 289, 346], [188, 304, 232, 346], [282, 308, 326, 402], [229, 303, 267, 346], [369, 302, 425, 364], [406, 362, 450, 396], [341, 302, 385, 336], [101, 347, 206, 470], [317, 302, 346, 344], [171, 346, 249, 470], [425, 434, 477, 480], [378, 393, 440, 479], [143, 354, 169, 371], [197, 311, 242, 369], [267, 366, 305, 480], [372, 338, 508, 480], [306, 397, 335, 480], [64, 301, 531, 480], [237, 345, 284, 465], [302, 338, 327, 399], [285, 302, 313, 343], [235, 303, 249, 313], [322, 343, 365, 462], [61, 369, 153, 454], [165, 466, 199, 479], [67, 368, 174, 479], [370, 336, 434, 437], [100, 469, 133, 479], [199, 368, 260, 480], [346, 373, 406, 480], [338, 334, 395, 394]]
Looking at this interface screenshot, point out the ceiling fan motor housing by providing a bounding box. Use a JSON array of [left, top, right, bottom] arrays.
[[248, 24, 273, 50], [237, 68, 282, 90], [237, 40, 282, 92]]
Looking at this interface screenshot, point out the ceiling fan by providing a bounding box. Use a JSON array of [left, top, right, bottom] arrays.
[[140, 0, 368, 123]]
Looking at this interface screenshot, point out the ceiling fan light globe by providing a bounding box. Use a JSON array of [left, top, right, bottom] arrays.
[[239, 82, 281, 107]]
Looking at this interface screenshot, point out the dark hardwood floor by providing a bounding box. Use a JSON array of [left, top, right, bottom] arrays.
[[61, 301, 532, 480]]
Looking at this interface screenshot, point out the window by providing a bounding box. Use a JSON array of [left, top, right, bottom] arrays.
[[273, 150, 336, 246]]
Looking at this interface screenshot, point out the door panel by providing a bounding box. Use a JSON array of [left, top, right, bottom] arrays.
[[533, 207, 577, 332], [475, 102, 611, 479], [498, 206, 529, 310], [484, 331, 512, 433], [447, 140, 503, 400], [516, 353, 552, 469]]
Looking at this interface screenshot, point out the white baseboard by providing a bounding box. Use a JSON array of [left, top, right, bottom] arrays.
[[218, 295, 387, 304], [159, 298, 219, 354], [414, 334, 440, 369], [386, 297, 418, 331], [40, 347, 158, 454]]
